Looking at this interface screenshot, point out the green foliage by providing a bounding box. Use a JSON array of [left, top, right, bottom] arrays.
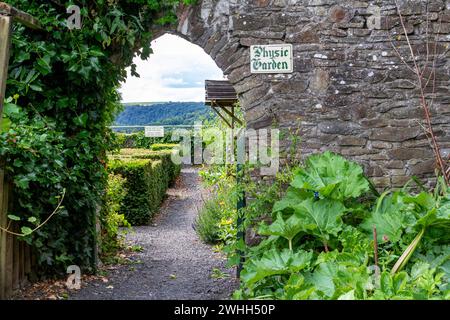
[[113, 148, 181, 183], [115, 102, 214, 126], [195, 198, 223, 244], [293, 198, 346, 247], [2, 0, 188, 273], [151, 143, 179, 151], [195, 184, 237, 244], [100, 174, 130, 263], [259, 212, 305, 251], [291, 151, 370, 201], [236, 152, 449, 300], [108, 149, 181, 225], [361, 191, 413, 244], [0, 103, 73, 270], [113, 132, 176, 149], [241, 249, 312, 287]]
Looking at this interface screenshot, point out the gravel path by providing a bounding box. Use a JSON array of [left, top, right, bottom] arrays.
[[70, 167, 238, 300]]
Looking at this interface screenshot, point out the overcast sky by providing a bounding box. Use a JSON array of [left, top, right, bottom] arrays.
[[119, 34, 224, 103]]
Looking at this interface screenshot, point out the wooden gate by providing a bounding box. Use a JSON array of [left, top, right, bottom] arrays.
[[0, 2, 41, 299]]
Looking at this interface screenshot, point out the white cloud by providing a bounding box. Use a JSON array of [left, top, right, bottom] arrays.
[[119, 34, 224, 103]]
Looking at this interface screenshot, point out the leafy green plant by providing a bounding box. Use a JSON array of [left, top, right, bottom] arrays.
[[151, 143, 179, 151], [291, 151, 370, 201], [236, 152, 449, 300], [2, 0, 191, 275], [100, 173, 130, 263], [241, 249, 312, 287], [195, 197, 223, 244], [195, 191, 237, 244], [211, 268, 231, 279], [391, 179, 450, 274], [107, 148, 181, 225]]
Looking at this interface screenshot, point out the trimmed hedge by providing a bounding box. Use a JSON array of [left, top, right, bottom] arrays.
[[151, 143, 179, 151], [100, 174, 130, 261], [111, 148, 181, 183], [108, 149, 181, 225], [113, 132, 176, 149]]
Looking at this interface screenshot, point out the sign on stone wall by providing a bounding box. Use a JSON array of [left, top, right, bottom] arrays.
[[145, 126, 165, 137], [250, 44, 293, 74]]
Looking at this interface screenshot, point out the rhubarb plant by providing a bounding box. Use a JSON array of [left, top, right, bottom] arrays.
[[236, 152, 449, 300]]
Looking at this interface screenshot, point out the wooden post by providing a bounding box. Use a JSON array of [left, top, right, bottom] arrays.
[[0, 14, 12, 121], [0, 3, 42, 30], [0, 13, 12, 300]]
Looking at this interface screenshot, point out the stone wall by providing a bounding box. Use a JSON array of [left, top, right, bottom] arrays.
[[169, 0, 450, 187]]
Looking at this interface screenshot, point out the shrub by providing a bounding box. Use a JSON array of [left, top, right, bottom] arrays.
[[196, 198, 223, 244], [109, 159, 158, 225], [112, 132, 176, 149], [195, 190, 237, 245], [100, 174, 130, 262], [108, 149, 181, 225], [151, 143, 179, 151], [111, 148, 181, 185]]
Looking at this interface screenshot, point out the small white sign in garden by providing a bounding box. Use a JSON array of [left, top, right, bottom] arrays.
[[145, 126, 165, 137], [250, 44, 293, 74]]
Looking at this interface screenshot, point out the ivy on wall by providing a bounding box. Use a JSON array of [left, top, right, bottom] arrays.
[[1, 0, 191, 275]]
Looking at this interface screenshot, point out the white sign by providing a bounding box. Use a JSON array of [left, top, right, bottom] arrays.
[[250, 44, 293, 74], [145, 126, 165, 137]]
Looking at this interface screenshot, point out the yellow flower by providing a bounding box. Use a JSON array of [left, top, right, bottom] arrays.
[[221, 218, 233, 225]]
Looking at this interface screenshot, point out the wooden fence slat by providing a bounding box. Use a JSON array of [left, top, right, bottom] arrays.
[[0, 169, 7, 299], [24, 244, 31, 274], [19, 240, 24, 287], [5, 217, 13, 297], [13, 227, 19, 290]]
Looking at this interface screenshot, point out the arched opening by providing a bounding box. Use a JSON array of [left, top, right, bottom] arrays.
[[119, 33, 225, 103], [102, 33, 243, 299]]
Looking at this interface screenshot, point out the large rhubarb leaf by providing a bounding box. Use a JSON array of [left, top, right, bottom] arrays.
[[291, 151, 370, 201], [293, 198, 346, 242], [361, 191, 412, 243], [272, 187, 311, 213], [259, 212, 305, 245], [309, 262, 339, 298], [241, 249, 313, 287], [407, 192, 450, 228]]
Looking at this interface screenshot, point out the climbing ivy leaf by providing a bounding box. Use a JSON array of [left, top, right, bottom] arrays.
[[28, 217, 37, 224], [7, 214, 21, 221], [73, 114, 89, 127], [21, 227, 33, 236]]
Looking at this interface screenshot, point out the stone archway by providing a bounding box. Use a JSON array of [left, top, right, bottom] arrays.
[[155, 0, 450, 187]]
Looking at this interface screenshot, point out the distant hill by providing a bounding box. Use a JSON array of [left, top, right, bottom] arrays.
[[115, 102, 214, 126]]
